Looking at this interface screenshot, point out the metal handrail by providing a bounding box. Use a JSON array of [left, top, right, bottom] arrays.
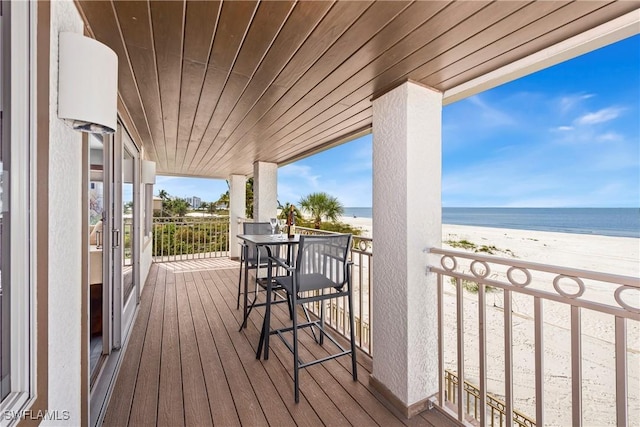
[[152, 216, 230, 262], [430, 247, 639, 426]]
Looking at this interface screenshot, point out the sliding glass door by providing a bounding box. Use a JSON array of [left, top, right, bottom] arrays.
[[108, 124, 138, 349], [89, 121, 140, 425], [88, 133, 110, 380], [114, 127, 139, 346], [87, 122, 139, 379]]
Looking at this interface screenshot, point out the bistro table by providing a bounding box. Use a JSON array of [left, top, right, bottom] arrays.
[[237, 233, 300, 360]]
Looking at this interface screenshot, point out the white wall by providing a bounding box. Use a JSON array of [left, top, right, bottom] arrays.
[[253, 162, 278, 222], [43, 1, 84, 425], [229, 174, 246, 259]]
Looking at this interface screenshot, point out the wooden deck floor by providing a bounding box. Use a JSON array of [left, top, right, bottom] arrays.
[[103, 260, 456, 427]]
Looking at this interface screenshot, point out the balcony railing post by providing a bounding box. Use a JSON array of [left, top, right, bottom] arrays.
[[534, 297, 544, 426], [504, 289, 514, 427], [615, 316, 628, 425], [479, 282, 488, 427], [571, 306, 582, 426], [456, 277, 465, 421], [430, 247, 639, 427], [438, 273, 444, 407]]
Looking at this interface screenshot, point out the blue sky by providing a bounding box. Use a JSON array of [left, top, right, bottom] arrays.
[[156, 35, 639, 208]]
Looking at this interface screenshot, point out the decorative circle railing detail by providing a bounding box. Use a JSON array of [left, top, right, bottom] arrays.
[[470, 260, 490, 279], [506, 266, 532, 287], [614, 286, 640, 314], [552, 275, 585, 299], [442, 255, 457, 272]]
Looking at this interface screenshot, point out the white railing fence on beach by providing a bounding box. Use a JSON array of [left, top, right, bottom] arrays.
[[152, 216, 230, 262], [429, 247, 640, 426]]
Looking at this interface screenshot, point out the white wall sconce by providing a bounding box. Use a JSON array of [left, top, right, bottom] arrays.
[[58, 32, 118, 134], [141, 160, 156, 184]]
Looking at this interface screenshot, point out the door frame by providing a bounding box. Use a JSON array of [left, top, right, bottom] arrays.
[[117, 126, 140, 345]]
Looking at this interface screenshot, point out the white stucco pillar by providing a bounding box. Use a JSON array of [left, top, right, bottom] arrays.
[[47, 2, 85, 425], [253, 161, 278, 222], [229, 174, 246, 260], [371, 81, 442, 416]]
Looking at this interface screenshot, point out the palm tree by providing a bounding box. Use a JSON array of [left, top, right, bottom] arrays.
[[299, 192, 344, 229], [216, 191, 229, 209], [158, 190, 170, 216], [169, 198, 189, 217], [245, 177, 254, 219]]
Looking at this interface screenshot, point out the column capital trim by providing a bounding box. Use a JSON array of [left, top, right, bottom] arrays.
[[371, 79, 441, 102]]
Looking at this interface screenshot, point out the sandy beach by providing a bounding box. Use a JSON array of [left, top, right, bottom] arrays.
[[339, 215, 639, 426]]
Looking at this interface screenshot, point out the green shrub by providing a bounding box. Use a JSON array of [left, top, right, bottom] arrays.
[[449, 277, 496, 293]]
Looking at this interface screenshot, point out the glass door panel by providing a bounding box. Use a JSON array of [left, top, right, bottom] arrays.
[[88, 133, 106, 379], [114, 125, 138, 346], [122, 148, 134, 305]]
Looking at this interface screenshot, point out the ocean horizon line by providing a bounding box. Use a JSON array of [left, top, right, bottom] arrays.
[[343, 206, 640, 209], [341, 207, 639, 239]]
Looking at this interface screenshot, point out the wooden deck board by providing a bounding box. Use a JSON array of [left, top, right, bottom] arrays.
[[211, 267, 386, 424], [195, 270, 302, 426], [187, 272, 269, 427], [208, 269, 351, 426], [128, 264, 166, 426], [212, 266, 423, 427], [180, 272, 240, 426], [102, 263, 160, 427], [104, 261, 453, 426], [176, 272, 214, 426], [157, 270, 184, 426]]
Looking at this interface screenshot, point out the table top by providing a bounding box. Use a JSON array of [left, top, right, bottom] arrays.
[[237, 234, 301, 245]]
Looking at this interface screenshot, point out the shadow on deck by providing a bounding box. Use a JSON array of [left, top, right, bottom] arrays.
[[102, 260, 456, 426]]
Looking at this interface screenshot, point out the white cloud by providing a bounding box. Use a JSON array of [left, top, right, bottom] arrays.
[[277, 164, 322, 204], [441, 127, 640, 208], [575, 107, 624, 125], [558, 93, 594, 114], [554, 126, 574, 131], [596, 132, 623, 142], [278, 164, 321, 188], [467, 95, 517, 126]]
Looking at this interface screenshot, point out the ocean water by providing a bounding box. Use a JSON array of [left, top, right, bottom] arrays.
[[342, 207, 640, 238]]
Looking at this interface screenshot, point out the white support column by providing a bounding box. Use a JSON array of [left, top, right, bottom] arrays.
[[229, 174, 246, 260], [253, 161, 278, 222], [371, 81, 442, 417]]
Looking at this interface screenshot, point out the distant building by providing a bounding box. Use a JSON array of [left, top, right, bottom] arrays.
[[186, 196, 202, 209]]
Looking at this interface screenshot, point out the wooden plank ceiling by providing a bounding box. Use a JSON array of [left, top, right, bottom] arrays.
[[75, 1, 639, 178]]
